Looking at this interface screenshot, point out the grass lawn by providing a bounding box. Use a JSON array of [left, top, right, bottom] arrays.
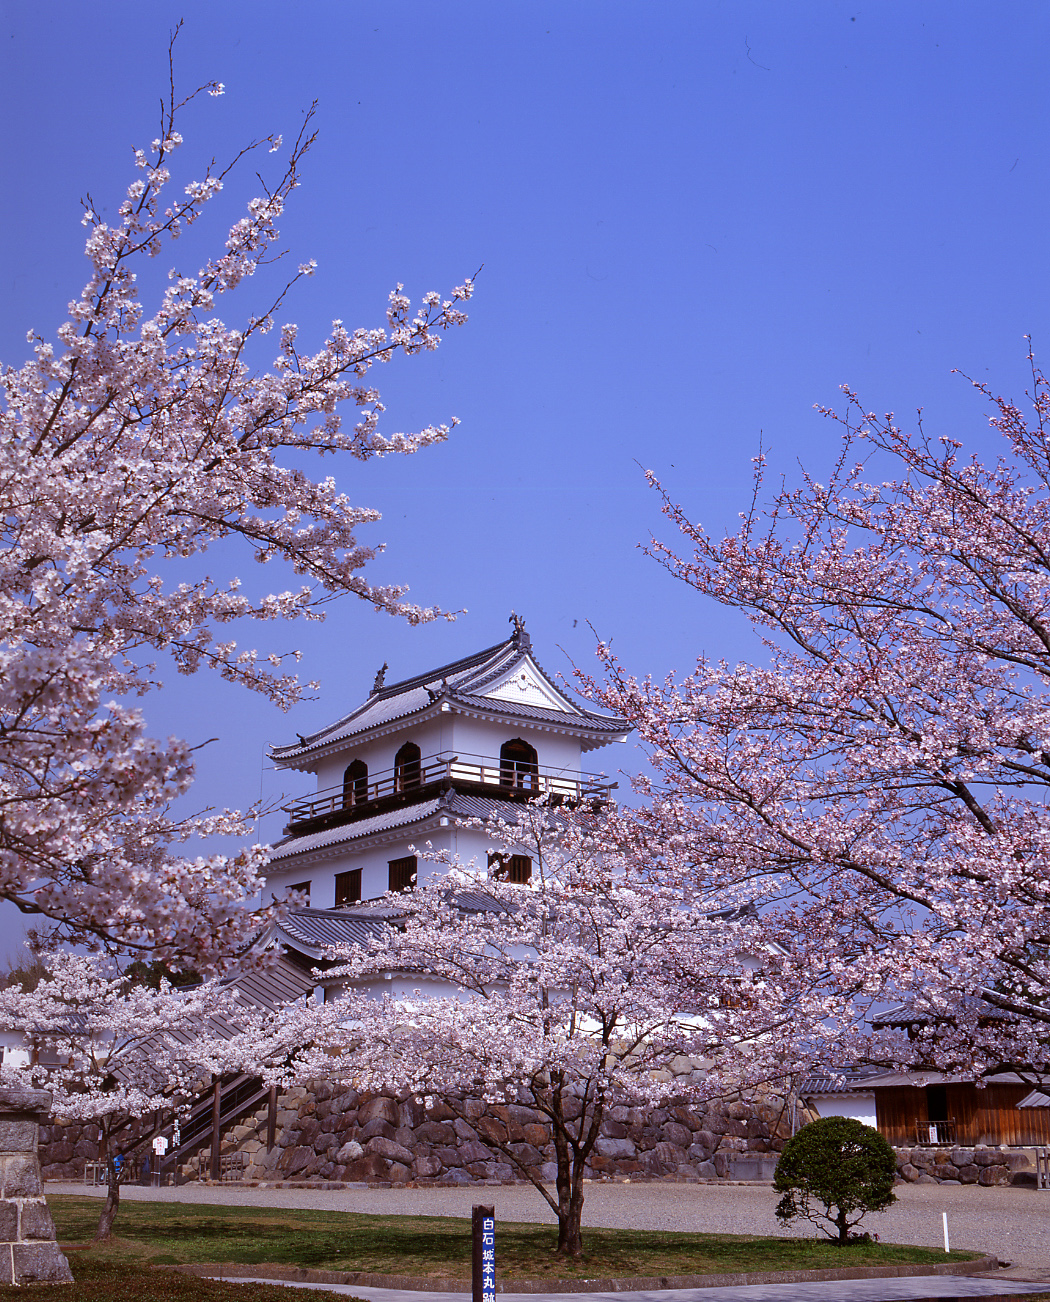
[[0, 1256, 365, 1302], [48, 1195, 982, 1284]]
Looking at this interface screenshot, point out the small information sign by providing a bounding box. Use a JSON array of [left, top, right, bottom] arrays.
[[481, 1215, 495, 1302], [152, 1135, 169, 1156], [471, 1204, 495, 1302]]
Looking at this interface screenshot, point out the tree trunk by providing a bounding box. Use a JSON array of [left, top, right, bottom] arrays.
[[835, 1206, 849, 1244], [93, 1155, 122, 1242], [555, 1174, 585, 1258], [549, 1079, 588, 1258]]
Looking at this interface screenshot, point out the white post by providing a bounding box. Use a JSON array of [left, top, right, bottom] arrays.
[[942, 1211, 950, 1254]]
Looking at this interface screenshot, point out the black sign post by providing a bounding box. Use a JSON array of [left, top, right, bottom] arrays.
[[471, 1204, 495, 1302]]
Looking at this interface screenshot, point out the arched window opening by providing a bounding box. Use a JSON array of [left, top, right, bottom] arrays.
[[343, 759, 368, 808], [500, 738, 538, 791], [394, 742, 421, 792]]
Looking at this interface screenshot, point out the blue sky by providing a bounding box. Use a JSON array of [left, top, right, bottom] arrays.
[[0, 2, 1046, 955]]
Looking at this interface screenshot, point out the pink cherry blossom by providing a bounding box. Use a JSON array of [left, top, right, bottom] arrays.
[[585, 349, 1050, 1084], [0, 43, 473, 967], [0, 950, 306, 1240]]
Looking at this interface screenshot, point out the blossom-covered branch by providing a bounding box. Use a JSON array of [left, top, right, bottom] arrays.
[[587, 353, 1050, 1079], [0, 951, 305, 1240], [0, 38, 474, 964]]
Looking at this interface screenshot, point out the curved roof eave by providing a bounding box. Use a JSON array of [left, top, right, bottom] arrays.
[[272, 666, 629, 770]]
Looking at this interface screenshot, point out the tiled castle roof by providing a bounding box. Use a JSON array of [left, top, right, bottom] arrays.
[[271, 628, 629, 768], [268, 791, 520, 864]]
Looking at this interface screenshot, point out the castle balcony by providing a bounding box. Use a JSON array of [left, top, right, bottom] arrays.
[[281, 750, 616, 836]]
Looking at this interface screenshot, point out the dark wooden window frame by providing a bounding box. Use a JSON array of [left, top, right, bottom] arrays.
[[488, 852, 532, 884], [394, 742, 422, 792], [388, 855, 417, 893], [500, 738, 539, 791], [343, 760, 368, 808], [334, 869, 362, 907]]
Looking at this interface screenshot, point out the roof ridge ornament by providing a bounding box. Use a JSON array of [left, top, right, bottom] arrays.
[[371, 662, 388, 695], [509, 611, 531, 651]]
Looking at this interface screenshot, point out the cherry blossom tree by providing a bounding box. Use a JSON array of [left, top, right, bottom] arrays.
[[0, 951, 303, 1240], [305, 803, 793, 1258], [0, 35, 473, 967], [589, 355, 1050, 1080]]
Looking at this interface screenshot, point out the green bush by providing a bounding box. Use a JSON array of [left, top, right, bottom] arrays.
[[773, 1116, 897, 1243]]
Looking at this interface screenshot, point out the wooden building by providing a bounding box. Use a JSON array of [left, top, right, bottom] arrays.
[[863, 1000, 1050, 1147], [870, 1074, 1050, 1148]]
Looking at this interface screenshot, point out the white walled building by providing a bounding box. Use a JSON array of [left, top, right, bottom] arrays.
[[264, 618, 630, 931]]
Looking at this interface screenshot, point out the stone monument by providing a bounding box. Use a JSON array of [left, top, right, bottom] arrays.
[[0, 1088, 72, 1284]]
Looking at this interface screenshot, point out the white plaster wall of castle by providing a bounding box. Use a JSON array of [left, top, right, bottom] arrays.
[[445, 717, 583, 776], [266, 814, 546, 908], [341, 970, 483, 1004], [310, 718, 451, 790], [306, 719, 587, 794]]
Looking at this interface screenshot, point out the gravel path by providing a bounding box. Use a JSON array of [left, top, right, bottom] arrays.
[[47, 1179, 1050, 1275]]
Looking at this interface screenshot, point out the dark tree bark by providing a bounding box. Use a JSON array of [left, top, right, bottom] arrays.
[[93, 1151, 123, 1242], [445, 1071, 604, 1259], [545, 1072, 603, 1258]]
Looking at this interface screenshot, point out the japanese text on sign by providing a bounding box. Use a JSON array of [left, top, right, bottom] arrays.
[[482, 1216, 495, 1302]]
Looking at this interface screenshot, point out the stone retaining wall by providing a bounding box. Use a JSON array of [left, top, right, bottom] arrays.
[[39, 1089, 1044, 1194], [894, 1145, 1034, 1186], [179, 1075, 799, 1186], [37, 1119, 102, 1182]]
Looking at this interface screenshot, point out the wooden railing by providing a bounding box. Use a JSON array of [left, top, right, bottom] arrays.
[[173, 1073, 270, 1163], [915, 1118, 957, 1145], [283, 750, 615, 828]]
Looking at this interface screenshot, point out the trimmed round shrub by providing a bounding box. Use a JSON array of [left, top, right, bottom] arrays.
[[773, 1116, 897, 1242]]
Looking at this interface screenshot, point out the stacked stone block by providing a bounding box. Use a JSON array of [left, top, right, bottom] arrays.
[[0, 1088, 72, 1284], [178, 1070, 796, 1186], [38, 1118, 101, 1182], [895, 1146, 1033, 1186]]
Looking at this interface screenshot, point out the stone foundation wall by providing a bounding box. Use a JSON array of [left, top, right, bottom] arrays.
[[895, 1146, 1034, 1186], [35, 1093, 1046, 1192], [37, 1119, 102, 1182], [180, 1077, 798, 1186]]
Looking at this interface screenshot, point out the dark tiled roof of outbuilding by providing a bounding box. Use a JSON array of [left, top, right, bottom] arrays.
[[798, 1068, 885, 1095], [870, 996, 1013, 1028]]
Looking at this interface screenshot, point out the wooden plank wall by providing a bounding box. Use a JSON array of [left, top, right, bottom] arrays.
[[875, 1087, 923, 1146], [875, 1084, 1050, 1146], [963, 1084, 1050, 1147]]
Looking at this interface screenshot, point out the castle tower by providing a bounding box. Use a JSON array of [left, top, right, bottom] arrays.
[[266, 617, 630, 926]]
